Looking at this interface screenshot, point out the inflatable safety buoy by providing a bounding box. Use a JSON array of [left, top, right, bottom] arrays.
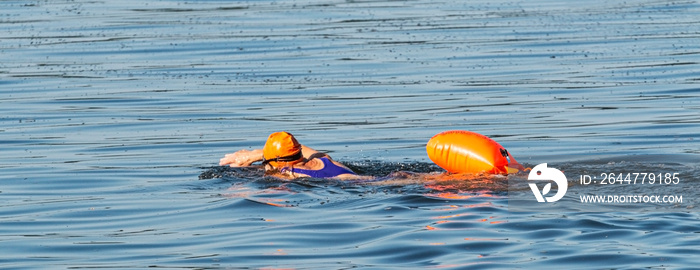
[[426, 130, 522, 174]]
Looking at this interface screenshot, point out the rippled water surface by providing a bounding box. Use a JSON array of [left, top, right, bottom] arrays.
[[2, 0, 700, 269]]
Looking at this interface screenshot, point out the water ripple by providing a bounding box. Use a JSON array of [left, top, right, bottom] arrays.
[[2, 0, 700, 268]]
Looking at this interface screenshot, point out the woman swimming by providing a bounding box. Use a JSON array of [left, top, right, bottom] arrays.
[[219, 131, 360, 179], [220, 130, 524, 180]]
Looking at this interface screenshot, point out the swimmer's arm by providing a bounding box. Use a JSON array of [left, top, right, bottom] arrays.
[[300, 145, 323, 159], [219, 144, 320, 167], [219, 149, 264, 167], [302, 145, 358, 175]]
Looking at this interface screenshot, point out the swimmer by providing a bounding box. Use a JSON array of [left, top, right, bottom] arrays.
[[219, 130, 524, 180], [219, 131, 361, 179]]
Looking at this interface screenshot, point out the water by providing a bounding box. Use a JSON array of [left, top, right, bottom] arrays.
[[2, 0, 700, 268]]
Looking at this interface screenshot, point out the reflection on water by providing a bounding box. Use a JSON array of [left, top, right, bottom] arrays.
[[196, 165, 699, 269], [2, 0, 700, 269]]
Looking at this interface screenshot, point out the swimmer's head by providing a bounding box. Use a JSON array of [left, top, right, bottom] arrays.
[[262, 131, 303, 167]]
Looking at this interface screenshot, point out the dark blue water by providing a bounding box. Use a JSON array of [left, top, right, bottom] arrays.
[[2, 0, 699, 269]]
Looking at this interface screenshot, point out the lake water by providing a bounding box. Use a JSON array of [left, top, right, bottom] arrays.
[[2, 0, 700, 269]]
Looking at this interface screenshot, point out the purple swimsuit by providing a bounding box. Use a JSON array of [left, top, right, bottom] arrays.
[[281, 157, 356, 178]]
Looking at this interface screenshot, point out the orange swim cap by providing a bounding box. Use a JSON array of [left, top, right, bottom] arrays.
[[262, 131, 303, 167]]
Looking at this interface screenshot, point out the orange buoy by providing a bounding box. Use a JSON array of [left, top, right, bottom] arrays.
[[426, 130, 522, 174]]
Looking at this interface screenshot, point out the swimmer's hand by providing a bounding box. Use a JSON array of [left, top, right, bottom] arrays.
[[219, 149, 263, 167]]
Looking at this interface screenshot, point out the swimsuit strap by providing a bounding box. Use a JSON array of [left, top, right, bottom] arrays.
[[284, 157, 356, 178]]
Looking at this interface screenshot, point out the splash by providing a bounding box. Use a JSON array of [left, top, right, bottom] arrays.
[[198, 160, 515, 207]]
